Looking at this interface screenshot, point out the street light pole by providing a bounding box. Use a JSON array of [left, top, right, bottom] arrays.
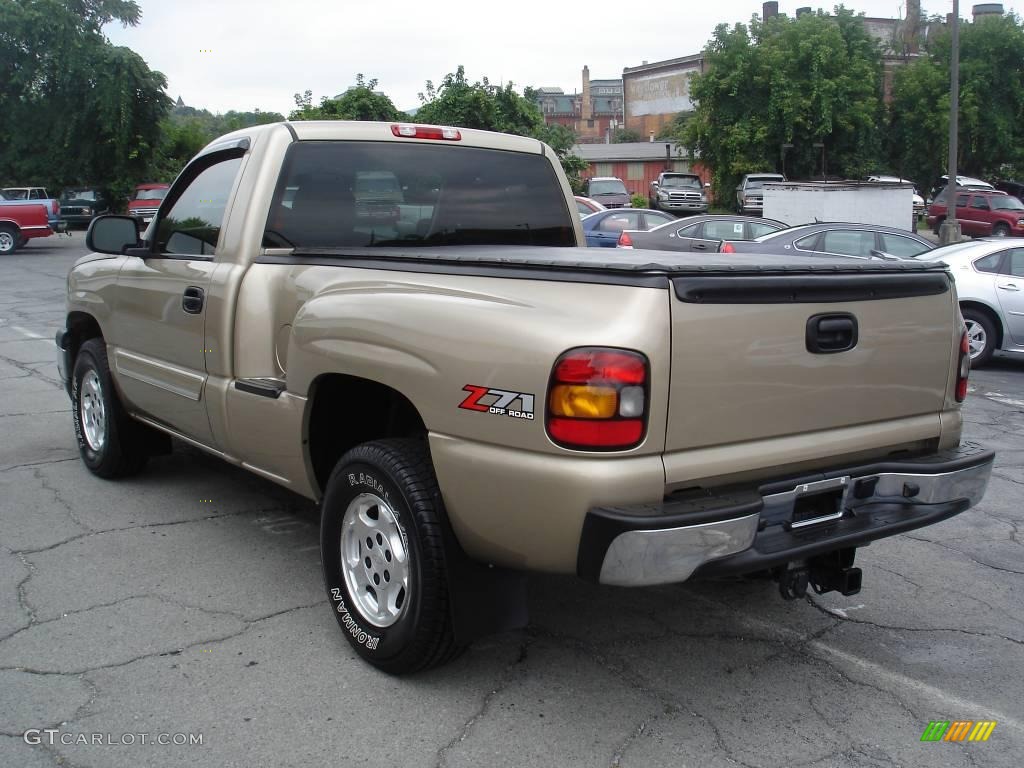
[[781, 143, 793, 177], [939, 0, 962, 245]]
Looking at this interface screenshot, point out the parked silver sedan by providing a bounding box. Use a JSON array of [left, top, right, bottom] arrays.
[[918, 239, 1024, 366]]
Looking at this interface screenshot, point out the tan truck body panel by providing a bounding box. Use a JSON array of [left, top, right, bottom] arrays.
[[66, 121, 970, 574]]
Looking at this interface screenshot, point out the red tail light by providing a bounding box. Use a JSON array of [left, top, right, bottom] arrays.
[[618, 231, 634, 248], [547, 348, 648, 450], [721, 242, 736, 253], [391, 124, 461, 141], [955, 329, 970, 402]]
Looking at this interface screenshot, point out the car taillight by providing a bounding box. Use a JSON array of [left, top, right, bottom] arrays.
[[721, 242, 736, 253], [955, 329, 970, 402], [547, 348, 648, 450], [391, 124, 461, 141], [618, 231, 634, 248]]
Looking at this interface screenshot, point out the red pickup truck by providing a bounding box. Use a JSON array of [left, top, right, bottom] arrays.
[[0, 196, 54, 254]]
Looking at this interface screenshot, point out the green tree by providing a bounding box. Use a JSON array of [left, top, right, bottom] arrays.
[[416, 68, 588, 190], [887, 13, 1024, 187], [612, 128, 642, 143], [685, 8, 884, 202], [289, 74, 401, 122], [0, 0, 169, 194]]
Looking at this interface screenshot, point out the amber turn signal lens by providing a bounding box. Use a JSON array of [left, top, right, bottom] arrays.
[[548, 385, 618, 418]]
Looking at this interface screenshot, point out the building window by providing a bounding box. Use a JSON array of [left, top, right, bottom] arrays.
[[627, 163, 645, 181], [587, 119, 594, 128], [595, 164, 613, 177]]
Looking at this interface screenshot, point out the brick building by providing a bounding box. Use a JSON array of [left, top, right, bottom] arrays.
[[535, 67, 624, 143]]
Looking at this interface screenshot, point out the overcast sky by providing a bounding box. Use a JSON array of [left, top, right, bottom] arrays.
[[104, 0, 1023, 116]]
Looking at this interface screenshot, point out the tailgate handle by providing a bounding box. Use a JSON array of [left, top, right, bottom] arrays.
[[806, 313, 857, 354]]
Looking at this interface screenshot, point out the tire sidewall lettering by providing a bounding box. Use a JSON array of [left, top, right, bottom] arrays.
[[323, 464, 414, 657]]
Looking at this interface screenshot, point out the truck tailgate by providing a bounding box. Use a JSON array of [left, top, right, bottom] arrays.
[[666, 271, 955, 452]]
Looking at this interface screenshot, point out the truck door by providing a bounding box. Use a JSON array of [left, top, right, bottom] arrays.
[[968, 195, 994, 235], [110, 149, 245, 446], [996, 248, 1024, 345]]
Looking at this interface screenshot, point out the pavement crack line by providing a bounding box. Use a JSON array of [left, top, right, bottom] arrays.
[[0, 457, 78, 474], [903, 533, 1024, 575], [435, 634, 533, 768], [806, 594, 1023, 646], [526, 623, 761, 768], [11, 507, 287, 556], [0, 601, 327, 677]]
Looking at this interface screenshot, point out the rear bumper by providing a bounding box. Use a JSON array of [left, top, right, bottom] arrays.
[[578, 442, 994, 586]]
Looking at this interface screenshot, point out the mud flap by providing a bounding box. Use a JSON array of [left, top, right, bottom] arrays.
[[437, 514, 529, 645]]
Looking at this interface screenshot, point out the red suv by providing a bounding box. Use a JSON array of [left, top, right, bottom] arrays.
[[927, 189, 1024, 237]]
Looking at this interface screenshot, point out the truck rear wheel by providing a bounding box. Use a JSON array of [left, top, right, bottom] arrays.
[[71, 339, 150, 478], [0, 226, 19, 255], [320, 438, 461, 674]]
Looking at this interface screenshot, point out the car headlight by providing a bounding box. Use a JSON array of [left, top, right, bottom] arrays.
[[1018, 218, 1024, 227], [83, 207, 92, 216], [657, 191, 668, 200]]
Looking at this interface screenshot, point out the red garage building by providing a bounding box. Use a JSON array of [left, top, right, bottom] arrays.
[[573, 142, 710, 199]]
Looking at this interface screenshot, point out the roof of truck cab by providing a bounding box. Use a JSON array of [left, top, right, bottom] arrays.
[[201, 121, 546, 156]]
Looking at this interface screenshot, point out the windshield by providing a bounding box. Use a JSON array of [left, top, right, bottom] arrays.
[[63, 189, 97, 201], [746, 177, 783, 190], [991, 196, 1024, 211], [264, 141, 575, 249], [589, 179, 627, 196], [134, 188, 167, 200], [661, 176, 701, 189]]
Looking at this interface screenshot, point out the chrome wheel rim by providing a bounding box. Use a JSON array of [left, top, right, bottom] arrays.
[[340, 492, 410, 628], [993, 227, 1008, 238], [0, 232, 13, 253], [965, 319, 987, 360], [79, 370, 106, 451]]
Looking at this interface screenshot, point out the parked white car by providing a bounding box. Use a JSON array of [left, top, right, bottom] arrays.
[[918, 239, 1024, 366]]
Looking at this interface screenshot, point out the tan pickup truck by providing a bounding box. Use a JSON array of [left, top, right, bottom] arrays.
[[57, 121, 993, 673]]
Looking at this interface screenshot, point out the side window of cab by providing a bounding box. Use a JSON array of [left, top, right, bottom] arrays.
[[154, 155, 243, 257]]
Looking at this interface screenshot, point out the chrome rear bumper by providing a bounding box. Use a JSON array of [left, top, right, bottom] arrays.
[[579, 443, 994, 587]]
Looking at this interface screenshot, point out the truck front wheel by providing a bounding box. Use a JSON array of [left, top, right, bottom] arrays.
[[71, 339, 150, 478], [320, 439, 462, 674]]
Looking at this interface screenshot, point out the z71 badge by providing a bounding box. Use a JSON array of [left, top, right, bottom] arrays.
[[459, 385, 535, 420]]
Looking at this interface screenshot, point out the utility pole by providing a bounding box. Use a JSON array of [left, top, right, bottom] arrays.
[[939, 0, 962, 245]]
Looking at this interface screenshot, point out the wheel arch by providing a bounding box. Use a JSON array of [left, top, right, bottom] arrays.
[[65, 311, 105, 369], [960, 300, 1004, 350], [305, 373, 427, 497]]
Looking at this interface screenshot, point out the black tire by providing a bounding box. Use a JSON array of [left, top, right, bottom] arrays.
[[962, 307, 997, 368], [992, 222, 1011, 238], [71, 338, 150, 478], [320, 438, 462, 674], [0, 225, 19, 255]]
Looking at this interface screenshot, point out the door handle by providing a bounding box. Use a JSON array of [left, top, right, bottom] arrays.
[[998, 283, 1020, 291], [692, 242, 708, 251], [182, 286, 205, 314], [806, 313, 858, 354]]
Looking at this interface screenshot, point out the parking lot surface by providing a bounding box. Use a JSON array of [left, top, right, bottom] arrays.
[[1, 234, 1022, 767]]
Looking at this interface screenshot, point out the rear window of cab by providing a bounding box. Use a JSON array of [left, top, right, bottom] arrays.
[[263, 142, 575, 249]]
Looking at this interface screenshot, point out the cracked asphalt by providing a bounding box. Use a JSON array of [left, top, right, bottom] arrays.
[[1, 235, 1022, 768]]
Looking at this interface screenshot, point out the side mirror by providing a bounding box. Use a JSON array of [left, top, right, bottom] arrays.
[[651, 181, 659, 187], [86, 215, 142, 255]]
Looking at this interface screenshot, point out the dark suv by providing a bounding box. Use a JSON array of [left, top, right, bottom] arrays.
[[59, 188, 110, 228], [927, 189, 1024, 237], [995, 180, 1024, 203]]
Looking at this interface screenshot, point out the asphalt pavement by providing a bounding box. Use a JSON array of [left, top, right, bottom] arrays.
[[1, 233, 1022, 768]]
